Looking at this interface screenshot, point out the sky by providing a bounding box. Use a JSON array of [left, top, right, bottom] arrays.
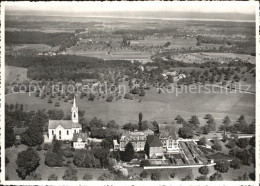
[[4, 1, 256, 15]]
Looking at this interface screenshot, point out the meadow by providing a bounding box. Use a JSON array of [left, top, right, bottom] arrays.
[[5, 83, 255, 127], [5, 66, 28, 84]]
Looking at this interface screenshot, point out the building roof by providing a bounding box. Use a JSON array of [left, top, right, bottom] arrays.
[[158, 124, 178, 140], [48, 120, 81, 129], [146, 135, 163, 147], [13, 127, 28, 135], [120, 131, 146, 141], [73, 133, 88, 142]]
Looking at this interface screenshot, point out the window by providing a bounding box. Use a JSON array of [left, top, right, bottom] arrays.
[[52, 130, 54, 135], [67, 130, 69, 135], [59, 131, 61, 135], [74, 130, 76, 133]]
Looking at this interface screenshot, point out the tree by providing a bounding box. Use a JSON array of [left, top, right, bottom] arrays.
[[25, 171, 42, 180], [107, 120, 119, 129], [47, 109, 64, 120], [16, 148, 40, 179], [237, 149, 252, 165], [21, 111, 46, 147], [212, 140, 222, 151], [198, 137, 207, 146], [122, 142, 135, 162], [88, 93, 95, 101], [249, 136, 255, 147], [178, 127, 194, 139], [140, 160, 150, 167], [48, 174, 58, 180], [214, 160, 229, 173], [83, 173, 93, 180], [138, 112, 143, 130], [209, 172, 223, 181], [236, 138, 249, 149], [151, 171, 161, 180], [199, 166, 209, 175], [139, 121, 149, 131], [190, 115, 200, 128], [230, 158, 241, 169], [237, 172, 249, 181], [139, 87, 145, 97], [5, 126, 15, 148]]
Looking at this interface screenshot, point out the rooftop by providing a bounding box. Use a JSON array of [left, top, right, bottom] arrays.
[[146, 135, 163, 147], [48, 120, 81, 129]]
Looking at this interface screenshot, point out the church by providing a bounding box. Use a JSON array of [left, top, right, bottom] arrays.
[[48, 97, 82, 141]]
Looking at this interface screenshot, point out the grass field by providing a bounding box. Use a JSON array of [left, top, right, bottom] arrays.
[[7, 44, 59, 52], [66, 50, 151, 61], [130, 38, 197, 48], [5, 66, 28, 84], [5, 82, 255, 127], [173, 52, 255, 64]]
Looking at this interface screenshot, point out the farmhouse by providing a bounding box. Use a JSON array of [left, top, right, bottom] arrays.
[[48, 97, 82, 141]]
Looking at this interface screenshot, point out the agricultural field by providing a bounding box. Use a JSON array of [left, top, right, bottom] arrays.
[[130, 37, 197, 48], [5, 66, 28, 84], [66, 50, 151, 61], [7, 44, 59, 52], [172, 52, 255, 64]]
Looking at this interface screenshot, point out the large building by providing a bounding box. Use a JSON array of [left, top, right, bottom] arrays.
[[158, 124, 180, 153], [118, 131, 147, 151], [145, 135, 164, 159], [48, 97, 82, 141]]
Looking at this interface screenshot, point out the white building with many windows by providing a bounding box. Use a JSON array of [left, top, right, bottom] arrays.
[[48, 97, 82, 141]]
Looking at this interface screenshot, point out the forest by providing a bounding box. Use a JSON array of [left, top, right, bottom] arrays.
[[6, 55, 134, 80], [5, 31, 74, 47]]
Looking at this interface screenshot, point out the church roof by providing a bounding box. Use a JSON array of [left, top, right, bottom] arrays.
[[48, 120, 81, 129]]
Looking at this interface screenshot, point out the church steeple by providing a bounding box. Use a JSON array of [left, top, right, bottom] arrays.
[[71, 96, 78, 123]]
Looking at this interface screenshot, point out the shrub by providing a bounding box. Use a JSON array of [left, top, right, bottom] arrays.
[[36, 145, 42, 151], [140, 160, 150, 167], [151, 171, 161, 180], [124, 93, 133, 100], [214, 160, 229, 173], [170, 172, 176, 178], [48, 174, 58, 180], [140, 171, 148, 178], [199, 166, 209, 175], [55, 102, 60, 107], [83, 173, 93, 180], [43, 143, 51, 151], [63, 148, 74, 158], [230, 158, 241, 169], [210, 172, 223, 181]]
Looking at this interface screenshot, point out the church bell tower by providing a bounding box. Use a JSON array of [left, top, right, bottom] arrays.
[[71, 97, 78, 123]]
